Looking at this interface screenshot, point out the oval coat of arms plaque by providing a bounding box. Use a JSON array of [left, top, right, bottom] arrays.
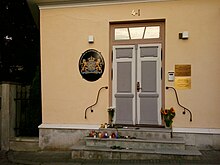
[[79, 49, 105, 82]]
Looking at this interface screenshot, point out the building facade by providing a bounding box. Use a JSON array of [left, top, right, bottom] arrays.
[[37, 0, 220, 150]]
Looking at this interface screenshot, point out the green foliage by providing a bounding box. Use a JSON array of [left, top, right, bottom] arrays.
[[161, 107, 176, 127]]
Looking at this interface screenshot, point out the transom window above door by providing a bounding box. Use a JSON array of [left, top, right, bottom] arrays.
[[115, 26, 160, 40]]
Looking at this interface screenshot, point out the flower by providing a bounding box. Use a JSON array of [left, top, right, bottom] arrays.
[[108, 107, 115, 124], [161, 107, 176, 127], [170, 107, 175, 113]]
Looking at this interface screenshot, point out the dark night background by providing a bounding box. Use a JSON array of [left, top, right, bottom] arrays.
[[0, 0, 41, 136], [0, 0, 40, 83]]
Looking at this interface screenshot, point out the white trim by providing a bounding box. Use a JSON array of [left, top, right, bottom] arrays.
[[173, 127, 220, 135], [38, 124, 100, 130], [38, 124, 220, 134], [38, 0, 173, 10]]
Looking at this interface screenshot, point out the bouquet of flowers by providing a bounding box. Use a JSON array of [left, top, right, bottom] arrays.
[[161, 107, 175, 127]]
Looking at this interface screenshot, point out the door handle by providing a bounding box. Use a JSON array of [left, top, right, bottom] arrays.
[[137, 82, 142, 92]]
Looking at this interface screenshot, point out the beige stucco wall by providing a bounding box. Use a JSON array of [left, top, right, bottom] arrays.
[[40, 0, 220, 128]]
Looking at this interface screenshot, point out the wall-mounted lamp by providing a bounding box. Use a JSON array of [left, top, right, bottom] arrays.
[[88, 35, 94, 43], [179, 31, 189, 40]]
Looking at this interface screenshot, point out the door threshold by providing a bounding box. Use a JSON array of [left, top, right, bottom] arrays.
[[10, 137, 40, 151], [113, 124, 165, 129], [11, 136, 39, 142]]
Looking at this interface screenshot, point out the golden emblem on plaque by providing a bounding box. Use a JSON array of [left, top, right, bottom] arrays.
[[79, 49, 105, 81]]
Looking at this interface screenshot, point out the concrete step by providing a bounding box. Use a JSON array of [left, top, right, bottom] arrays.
[[10, 137, 40, 151], [98, 127, 172, 139], [71, 145, 201, 160], [85, 137, 185, 150]]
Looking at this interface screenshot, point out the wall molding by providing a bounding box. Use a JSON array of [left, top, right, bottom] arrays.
[[39, 124, 220, 135], [173, 127, 220, 135], [38, 0, 172, 10], [38, 124, 100, 130]]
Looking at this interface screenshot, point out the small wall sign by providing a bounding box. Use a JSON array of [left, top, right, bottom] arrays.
[[174, 64, 191, 89], [175, 65, 191, 77], [79, 49, 105, 82], [175, 77, 191, 89]]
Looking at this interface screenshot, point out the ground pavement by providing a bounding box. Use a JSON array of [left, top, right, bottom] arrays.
[[1, 150, 220, 165]]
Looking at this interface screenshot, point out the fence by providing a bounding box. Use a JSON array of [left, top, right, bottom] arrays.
[[14, 85, 41, 137]]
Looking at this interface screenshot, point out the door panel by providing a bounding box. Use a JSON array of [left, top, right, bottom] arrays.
[[115, 96, 133, 124], [113, 45, 135, 125], [117, 62, 132, 92], [139, 97, 158, 124], [140, 46, 158, 57], [141, 61, 157, 92], [137, 44, 161, 125], [116, 48, 133, 58]]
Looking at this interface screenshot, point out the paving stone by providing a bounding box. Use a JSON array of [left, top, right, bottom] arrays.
[[1, 150, 220, 165]]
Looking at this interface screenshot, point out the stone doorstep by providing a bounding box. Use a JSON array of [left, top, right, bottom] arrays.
[[71, 145, 202, 160], [85, 136, 184, 143], [98, 127, 172, 139], [99, 127, 171, 132], [84, 137, 185, 150]]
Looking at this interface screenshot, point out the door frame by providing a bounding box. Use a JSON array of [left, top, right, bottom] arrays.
[[109, 20, 165, 125]]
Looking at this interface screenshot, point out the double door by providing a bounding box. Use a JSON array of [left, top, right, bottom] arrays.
[[112, 44, 162, 125]]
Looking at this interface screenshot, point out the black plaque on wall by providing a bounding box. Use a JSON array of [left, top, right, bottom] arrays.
[[79, 49, 105, 82]]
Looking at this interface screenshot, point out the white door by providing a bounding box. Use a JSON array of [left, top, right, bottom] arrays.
[[137, 44, 162, 125], [112, 44, 162, 125], [112, 45, 136, 124]]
